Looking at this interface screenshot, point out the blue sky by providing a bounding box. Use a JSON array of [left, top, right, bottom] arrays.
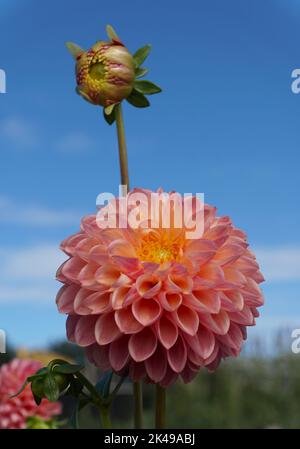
[[0, 0, 300, 350]]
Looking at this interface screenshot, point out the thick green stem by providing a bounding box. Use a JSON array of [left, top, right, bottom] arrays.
[[155, 385, 166, 429], [99, 405, 112, 429], [115, 103, 130, 191], [133, 381, 143, 429]]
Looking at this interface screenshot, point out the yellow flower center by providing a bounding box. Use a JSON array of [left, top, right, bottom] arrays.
[[137, 233, 182, 264]]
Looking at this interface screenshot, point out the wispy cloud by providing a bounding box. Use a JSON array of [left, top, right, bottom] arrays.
[[0, 117, 39, 148], [0, 243, 65, 304], [56, 132, 95, 153], [256, 246, 300, 282], [0, 195, 82, 226]]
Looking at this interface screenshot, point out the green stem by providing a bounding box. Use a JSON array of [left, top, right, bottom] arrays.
[[133, 381, 143, 429], [115, 103, 130, 191], [99, 405, 112, 429], [155, 385, 166, 429], [115, 103, 144, 429]]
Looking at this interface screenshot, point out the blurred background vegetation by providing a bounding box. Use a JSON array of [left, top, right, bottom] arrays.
[[1, 331, 300, 429]]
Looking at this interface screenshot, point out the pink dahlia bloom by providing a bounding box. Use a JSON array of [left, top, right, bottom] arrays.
[[56, 189, 264, 387], [0, 359, 62, 429]]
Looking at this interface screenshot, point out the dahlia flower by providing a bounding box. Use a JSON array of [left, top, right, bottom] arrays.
[[56, 189, 264, 387], [0, 359, 62, 429]]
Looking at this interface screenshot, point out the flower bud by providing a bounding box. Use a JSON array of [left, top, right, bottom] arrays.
[[71, 40, 135, 107]]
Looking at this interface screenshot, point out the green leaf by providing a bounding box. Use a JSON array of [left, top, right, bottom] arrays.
[[53, 363, 83, 375], [133, 44, 152, 68], [134, 80, 162, 95], [135, 67, 148, 79], [32, 391, 42, 406], [103, 106, 116, 125], [96, 371, 113, 399], [43, 374, 60, 402], [126, 89, 150, 108], [66, 42, 84, 59], [106, 24, 120, 42]]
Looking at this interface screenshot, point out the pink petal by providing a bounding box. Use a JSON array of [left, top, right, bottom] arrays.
[[167, 335, 187, 373], [145, 345, 167, 383], [184, 290, 221, 313], [74, 289, 111, 315], [129, 328, 157, 362], [213, 243, 245, 266], [75, 237, 98, 262], [184, 239, 217, 265], [86, 344, 111, 371], [160, 368, 178, 387], [181, 364, 199, 384], [198, 310, 230, 335], [111, 286, 132, 310], [112, 256, 141, 273], [229, 305, 255, 326], [108, 239, 136, 258], [223, 267, 247, 288], [136, 274, 162, 298], [74, 316, 97, 347], [109, 335, 130, 371], [66, 315, 80, 342], [88, 244, 109, 264], [132, 297, 161, 326], [56, 284, 78, 314], [95, 312, 121, 345], [220, 291, 244, 312], [197, 326, 215, 358], [77, 262, 99, 289], [60, 233, 86, 256], [115, 307, 144, 334], [165, 274, 193, 294], [172, 305, 199, 336], [61, 257, 86, 282], [158, 292, 182, 311], [156, 315, 178, 349]]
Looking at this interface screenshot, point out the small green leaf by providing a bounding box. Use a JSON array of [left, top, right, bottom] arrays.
[[43, 374, 60, 402], [133, 44, 152, 68], [134, 80, 162, 95], [103, 106, 116, 125], [127, 89, 150, 108], [66, 42, 84, 59], [53, 363, 83, 375], [32, 391, 42, 406], [106, 24, 121, 42], [135, 67, 148, 79]]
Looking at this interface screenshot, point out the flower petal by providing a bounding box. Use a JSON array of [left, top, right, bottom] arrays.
[[95, 312, 121, 345], [129, 328, 157, 362], [115, 307, 144, 334], [172, 305, 199, 336], [132, 297, 161, 326], [145, 345, 167, 383], [109, 335, 130, 371], [167, 335, 187, 373]]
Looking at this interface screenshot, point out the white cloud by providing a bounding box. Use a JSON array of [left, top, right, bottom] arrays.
[[255, 246, 300, 282], [0, 195, 81, 226], [0, 244, 66, 304], [0, 117, 39, 148], [56, 132, 94, 153]]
